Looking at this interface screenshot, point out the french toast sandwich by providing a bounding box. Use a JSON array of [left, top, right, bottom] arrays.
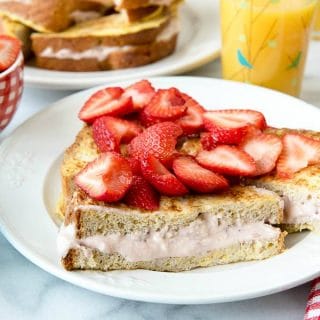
[[57, 80, 289, 272], [31, 5, 179, 71]]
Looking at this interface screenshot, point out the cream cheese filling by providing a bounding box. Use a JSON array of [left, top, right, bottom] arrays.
[[283, 193, 320, 224], [39, 18, 178, 61], [57, 213, 280, 262]]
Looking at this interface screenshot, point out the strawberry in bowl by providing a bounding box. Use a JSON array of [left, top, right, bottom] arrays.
[[0, 35, 23, 131]]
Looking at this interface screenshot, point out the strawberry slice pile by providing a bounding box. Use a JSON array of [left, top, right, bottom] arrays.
[[75, 79, 320, 211]]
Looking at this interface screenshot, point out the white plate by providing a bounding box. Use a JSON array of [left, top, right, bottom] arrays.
[[24, 0, 220, 90], [1, 77, 320, 305]]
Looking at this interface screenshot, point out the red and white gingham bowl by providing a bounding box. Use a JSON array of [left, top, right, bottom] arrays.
[[0, 52, 23, 131]]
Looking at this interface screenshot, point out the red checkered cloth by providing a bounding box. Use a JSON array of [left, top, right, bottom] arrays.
[[0, 56, 23, 130], [304, 278, 320, 320]]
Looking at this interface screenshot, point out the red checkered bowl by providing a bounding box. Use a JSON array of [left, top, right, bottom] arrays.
[[0, 52, 24, 131]]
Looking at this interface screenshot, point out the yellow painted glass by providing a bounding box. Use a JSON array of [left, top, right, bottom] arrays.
[[220, 0, 318, 96]]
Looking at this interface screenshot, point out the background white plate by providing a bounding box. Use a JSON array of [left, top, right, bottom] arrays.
[[1, 77, 320, 305], [24, 0, 220, 90]]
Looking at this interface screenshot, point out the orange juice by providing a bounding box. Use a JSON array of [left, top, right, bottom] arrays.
[[221, 0, 317, 96]]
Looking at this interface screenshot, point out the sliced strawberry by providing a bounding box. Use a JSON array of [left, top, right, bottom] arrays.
[[92, 116, 142, 152], [244, 125, 262, 139], [141, 88, 187, 125], [0, 35, 21, 71], [79, 87, 133, 123], [75, 152, 133, 202], [200, 132, 218, 151], [127, 157, 142, 175], [173, 156, 229, 193], [141, 154, 188, 196], [123, 79, 156, 110], [203, 109, 267, 144], [203, 109, 266, 130], [124, 175, 160, 210], [127, 122, 183, 163], [176, 94, 205, 135], [139, 109, 161, 127], [276, 133, 320, 178], [240, 133, 282, 176], [196, 145, 256, 176]]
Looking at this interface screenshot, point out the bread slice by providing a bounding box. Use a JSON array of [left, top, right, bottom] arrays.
[[0, 0, 107, 32], [58, 125, 285, 272], [31, 7, 179, 71]]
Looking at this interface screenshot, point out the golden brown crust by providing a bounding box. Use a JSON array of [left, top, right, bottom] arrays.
[[33, 34, 177, 72]]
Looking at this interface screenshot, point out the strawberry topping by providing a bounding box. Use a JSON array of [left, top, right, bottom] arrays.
[[139, 109, 161, 127], [173, 156, 229, 193], [92, 116, 142, 152], [276, 133, 320, 178], [196, 145, 257, 176], [127, 122, 183, 163], [176, 93, 205, 135], [203, 109, 267, 145], [141, 154, 188, 196], [124, 175, 160, 210], [0, 35, 21, 72], [123, 80, 156, 110], [141, 88, 187, 125], [240, 133, 282, 176], [200, 132, 218, 151], [127, 157, 142, 175], [75, 152, 133, 202], [79, 87, 133, 123], [74, 80, 320, 209]]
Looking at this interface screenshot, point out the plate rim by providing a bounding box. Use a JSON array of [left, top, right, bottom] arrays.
[[1, 76, 320, 304]]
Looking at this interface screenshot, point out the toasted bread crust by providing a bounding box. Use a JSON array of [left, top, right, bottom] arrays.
[[64, 185, 284, 238]]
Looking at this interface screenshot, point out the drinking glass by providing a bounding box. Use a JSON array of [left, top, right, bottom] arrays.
[[220, 0, 318, 96]]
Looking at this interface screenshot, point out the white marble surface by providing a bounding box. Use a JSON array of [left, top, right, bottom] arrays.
[[1, 40, 320, 320]]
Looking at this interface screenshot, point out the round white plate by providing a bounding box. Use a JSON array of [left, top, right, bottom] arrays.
[[1, 77, 320, 304], [24, 0, 220, 90]]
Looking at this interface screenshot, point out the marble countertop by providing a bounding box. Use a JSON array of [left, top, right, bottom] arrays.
[[1, 40, 320, 320]]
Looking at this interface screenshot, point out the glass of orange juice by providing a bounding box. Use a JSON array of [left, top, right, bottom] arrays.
[[220, 0, 318, 96]]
